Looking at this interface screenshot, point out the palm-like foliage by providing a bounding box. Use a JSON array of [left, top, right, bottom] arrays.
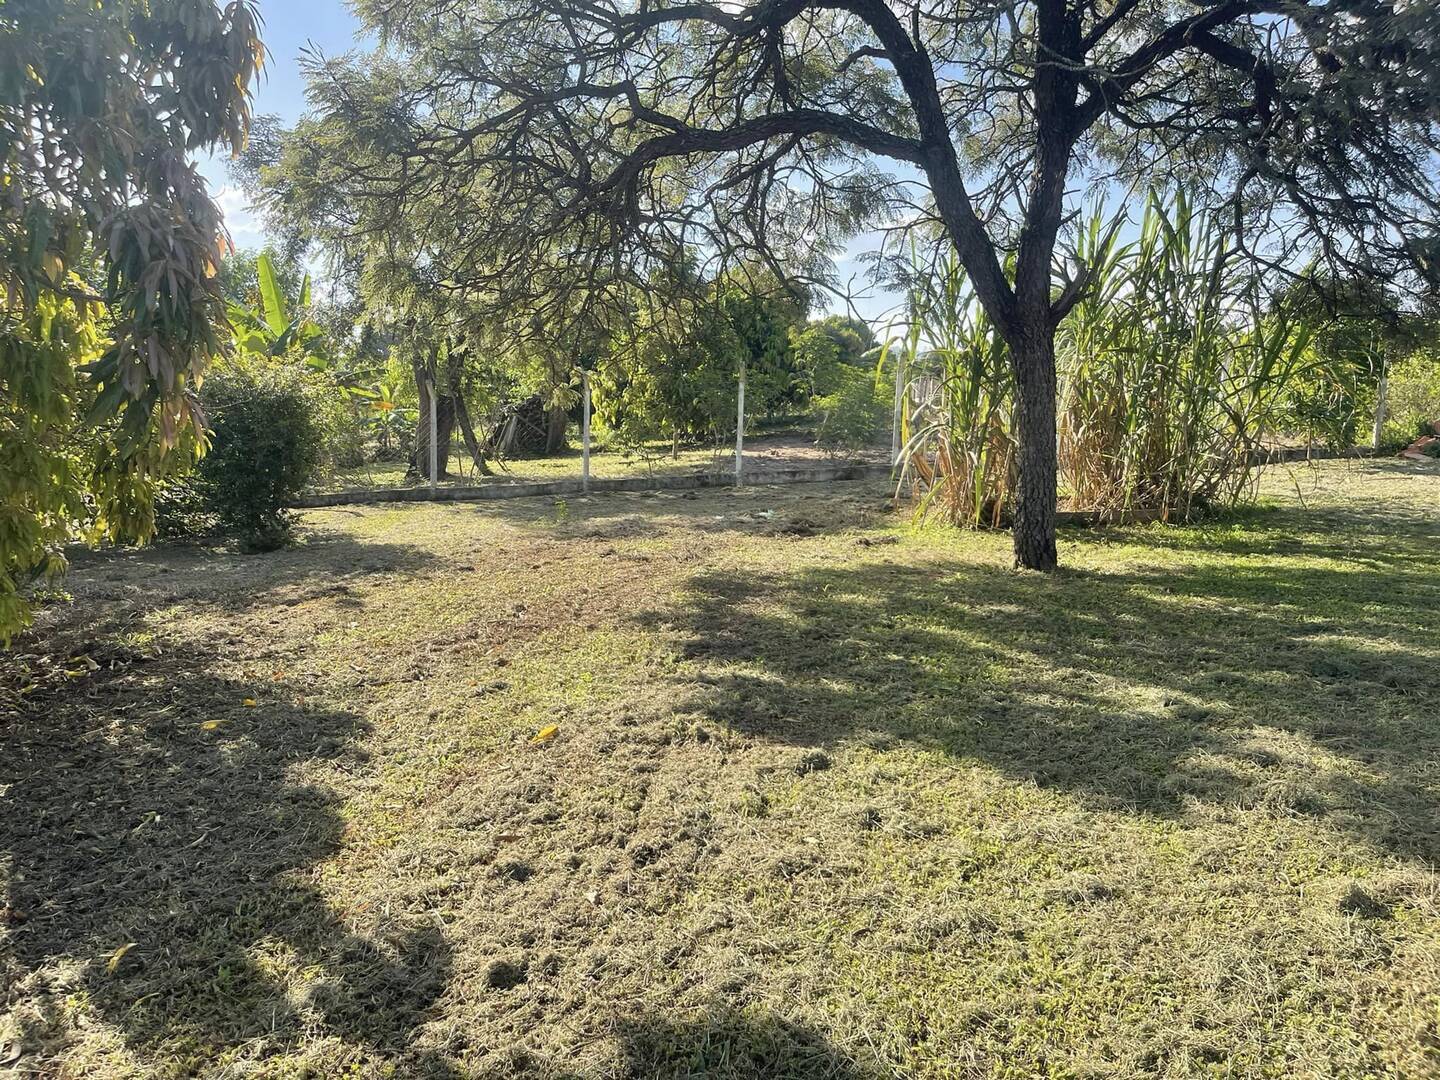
[[900, 192, 1318, 524], [227, 253, 324, 360], [896, 250, 1016, 527], [359, 378, 415, 454]]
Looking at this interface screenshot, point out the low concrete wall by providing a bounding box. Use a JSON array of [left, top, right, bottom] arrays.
[[293, 463, 894, 508], [1252, 446, 1376, 464], [1055, 507, 1169, 526], [294, 448, 1378, 513]]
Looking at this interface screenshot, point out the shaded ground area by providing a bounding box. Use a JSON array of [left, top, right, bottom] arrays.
[[3, 459, 1438, 1078]]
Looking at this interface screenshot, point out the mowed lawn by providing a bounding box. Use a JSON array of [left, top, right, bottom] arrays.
[[3, 460, 1438, 1079]]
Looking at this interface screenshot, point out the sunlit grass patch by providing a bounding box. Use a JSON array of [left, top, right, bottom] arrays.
[[4, 461, 1438, 1077]]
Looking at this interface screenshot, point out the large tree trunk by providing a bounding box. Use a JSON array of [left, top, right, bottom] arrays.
[[453, 392, 493, 476], [544, 403, 567, 454], [1009, 327, 1059, 572]]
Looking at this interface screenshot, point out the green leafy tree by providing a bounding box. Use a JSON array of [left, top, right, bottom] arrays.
[[1278, 276, 1428, 448], [598, 288, 744, 449], [228, 252, 325, 360], [0, 0, 263, 637], [1381, 347, 1440, 444], [596, 269, 812, 447], [803, 316, 879, 373], [716, 281, 812, 421], [791, 314, 881, 403], [298, 0, 1440, 569], [790, 315, 886, 457]]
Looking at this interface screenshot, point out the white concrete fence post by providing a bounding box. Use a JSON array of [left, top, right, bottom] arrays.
[[891, 349, 907, 467], [581, 370, 592, 493], [1373, 367, 1388, 451], [735, 363, 746, 487]]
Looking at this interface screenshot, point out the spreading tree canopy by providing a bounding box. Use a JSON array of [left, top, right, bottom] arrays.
[[1, 0, 263, 636], [268, 0, 1439, 567]]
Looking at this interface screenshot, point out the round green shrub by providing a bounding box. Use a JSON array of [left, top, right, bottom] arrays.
[[188, 363, 324, 546]]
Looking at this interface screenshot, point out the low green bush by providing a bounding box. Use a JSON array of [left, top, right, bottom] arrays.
[[159, 363, 324, 548], [1281, 360, 1372, 451], [313, 392, 369, 472]]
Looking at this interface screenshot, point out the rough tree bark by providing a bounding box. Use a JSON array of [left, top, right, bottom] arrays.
[[544, 403, 568, 455], [1008, 330, 1060, 571], [990, 0, 1075, 571]]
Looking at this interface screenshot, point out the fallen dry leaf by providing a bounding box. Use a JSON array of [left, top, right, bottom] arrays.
[[105, 942, 136, 975]]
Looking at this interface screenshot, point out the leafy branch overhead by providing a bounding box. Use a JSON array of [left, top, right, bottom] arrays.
[[261, 0, 1440, 570], [278, 0, 1440, 319], [0, 0, 264, 638]]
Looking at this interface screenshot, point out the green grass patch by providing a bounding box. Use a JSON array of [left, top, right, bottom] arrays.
[[3, 460, 1437, 1077]]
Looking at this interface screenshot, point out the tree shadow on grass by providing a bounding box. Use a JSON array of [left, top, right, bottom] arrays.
[[606, 1005, 882, 1079], [1, 651, 455, 1075], [60, 533, 436, 618], [1107, 474, 1438, 573], [654, 509, 1439, 865], [496, 1005, 880, 1079]]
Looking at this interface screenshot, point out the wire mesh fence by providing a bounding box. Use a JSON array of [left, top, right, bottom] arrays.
[[302, 368, 902, 504]]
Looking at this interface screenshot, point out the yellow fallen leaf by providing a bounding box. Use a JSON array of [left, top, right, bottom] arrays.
[[200, 720, 225, 732], [242, 698, 257, 707], [105, 942, 136, 974], [529, 724, 559, 744]]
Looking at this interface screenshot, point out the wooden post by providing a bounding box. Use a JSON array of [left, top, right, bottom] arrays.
[[428, 377, 439, 491], [735, 363, 746, 487], [581, 371, 592, 493]]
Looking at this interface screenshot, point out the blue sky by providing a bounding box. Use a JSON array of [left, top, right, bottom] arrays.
[[207, 0, 900, 323], [200, 1, 365, 250]]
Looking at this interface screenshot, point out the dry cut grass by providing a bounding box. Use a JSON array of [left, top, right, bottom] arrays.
[[2, 458, 1438, 1078]]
